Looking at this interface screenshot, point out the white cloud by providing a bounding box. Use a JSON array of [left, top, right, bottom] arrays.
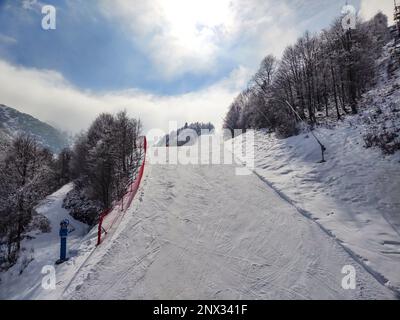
[[22, 0, 37, 9], [1, 0, 361, 139], [0, 34, 17, 45], [360, 0, 395, 24], [22, 0, 45, 12], [99, 0, 298, 79], [0, 59, 251, 135]]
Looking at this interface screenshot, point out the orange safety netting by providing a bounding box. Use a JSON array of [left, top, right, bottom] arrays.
[[97, 136, 147, 246]]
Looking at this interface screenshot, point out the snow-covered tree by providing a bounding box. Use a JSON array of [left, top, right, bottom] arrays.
[[223, 12, 391, 137], [66, 112, 142, 225], [0, 134, 61, 267]]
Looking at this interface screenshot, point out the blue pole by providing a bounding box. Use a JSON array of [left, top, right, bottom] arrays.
[[59, 221, 69, 262], [60, 237, 67, 261]]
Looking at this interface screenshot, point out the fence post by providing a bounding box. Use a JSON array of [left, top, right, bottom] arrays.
[[97, 215, 103, 246]]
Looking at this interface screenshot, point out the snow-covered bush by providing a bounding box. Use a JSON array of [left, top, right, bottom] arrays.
[[276, 119, 300, 139], [29, 212, 51, 234], [62, 182, 103, 226], [364, 130, 400, 155]]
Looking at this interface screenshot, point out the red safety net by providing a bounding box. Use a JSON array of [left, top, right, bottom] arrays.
[[97, 136, 147, 246]]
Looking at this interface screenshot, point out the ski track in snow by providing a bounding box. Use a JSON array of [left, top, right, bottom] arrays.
[[63, 144, 396, 300], [230, 127, 400, 293]]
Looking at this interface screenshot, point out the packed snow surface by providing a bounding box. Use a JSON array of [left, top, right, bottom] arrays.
[[2, 134, 398, 299], [230, 126, 400, 292], [60, 140, 396, 300]]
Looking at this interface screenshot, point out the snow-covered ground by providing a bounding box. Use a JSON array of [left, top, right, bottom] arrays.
[[2, 130, 398, 299], [0, 184, 93, 299], [225, 44, 400, 293], [230, 126, 400, 293], [53, 142, 396, 300]]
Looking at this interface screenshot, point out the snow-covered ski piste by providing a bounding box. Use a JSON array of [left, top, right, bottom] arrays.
[[51, 136, 397, 300]]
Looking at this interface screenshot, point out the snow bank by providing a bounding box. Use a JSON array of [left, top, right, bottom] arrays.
[[231, 126, 400, 291]]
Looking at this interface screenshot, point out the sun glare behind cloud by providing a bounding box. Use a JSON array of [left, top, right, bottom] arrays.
[[152, 0, 235, 73]]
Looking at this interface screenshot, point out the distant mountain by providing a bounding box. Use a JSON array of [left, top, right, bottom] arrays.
[[0, 104, 68, 153]]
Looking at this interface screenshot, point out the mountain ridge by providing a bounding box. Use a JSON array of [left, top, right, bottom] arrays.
[[0, 104, 68, 153]]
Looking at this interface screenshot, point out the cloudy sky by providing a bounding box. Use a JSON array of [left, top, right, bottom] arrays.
[[0, 0, 395, 134]]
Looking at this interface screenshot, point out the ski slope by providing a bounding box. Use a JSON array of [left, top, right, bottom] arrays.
[[63, 140, 396, 300], [231, 129, 400, 292], [0, 184, 90, 299]]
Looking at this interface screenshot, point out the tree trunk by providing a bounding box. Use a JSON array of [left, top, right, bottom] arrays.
[[330, 64, 341, 120]]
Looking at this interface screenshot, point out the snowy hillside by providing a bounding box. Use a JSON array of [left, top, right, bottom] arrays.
[[0, 105, 68, 153], [0, 184, 90, 299], [22, 138, 392, 300], [1, 133, 398, 300], [1, 48, 399, 298], [224, 40, 400, 293], [231, 128, 400, 292], [358, 40, 400, 155]]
